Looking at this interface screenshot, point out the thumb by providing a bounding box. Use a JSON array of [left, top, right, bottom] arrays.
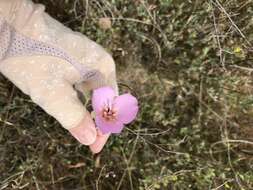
[[31, 78, 97, 145], [68, 112, 97, 145]]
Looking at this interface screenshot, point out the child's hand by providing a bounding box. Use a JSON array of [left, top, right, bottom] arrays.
[[69, 112, 111, 154], [0, 0, 117, 153]]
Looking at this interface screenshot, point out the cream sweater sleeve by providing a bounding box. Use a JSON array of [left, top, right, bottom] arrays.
[[0, 0, 118, 130]]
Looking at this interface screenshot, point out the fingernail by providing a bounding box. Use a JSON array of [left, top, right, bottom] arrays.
[[79, 126, 97, 145]]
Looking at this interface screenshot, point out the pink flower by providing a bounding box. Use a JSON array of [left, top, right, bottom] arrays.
[[92, 87, 139, 134]]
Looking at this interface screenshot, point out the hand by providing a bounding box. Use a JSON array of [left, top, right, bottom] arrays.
[[69, 112, 111, 154], [0, 0, 118, 153]]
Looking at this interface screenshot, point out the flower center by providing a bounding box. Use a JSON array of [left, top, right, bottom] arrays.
[[102, 106, 117, 121]]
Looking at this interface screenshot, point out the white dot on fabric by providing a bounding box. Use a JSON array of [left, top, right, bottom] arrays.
[[0, 19, 99, 81], [21, 71, 26, 76]]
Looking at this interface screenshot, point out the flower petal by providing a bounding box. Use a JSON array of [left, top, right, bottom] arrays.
[[95, 116, 124, 134], [92, 87, 116, 113], [113, 93, 138, 124]]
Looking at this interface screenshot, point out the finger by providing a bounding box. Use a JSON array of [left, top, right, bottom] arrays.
[[68, 112, 97, 145], [30, 78, 97, 145], [89, 130, 110, 154]]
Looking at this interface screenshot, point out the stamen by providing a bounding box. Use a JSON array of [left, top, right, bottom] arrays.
[[101, 105, 117, 122]]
